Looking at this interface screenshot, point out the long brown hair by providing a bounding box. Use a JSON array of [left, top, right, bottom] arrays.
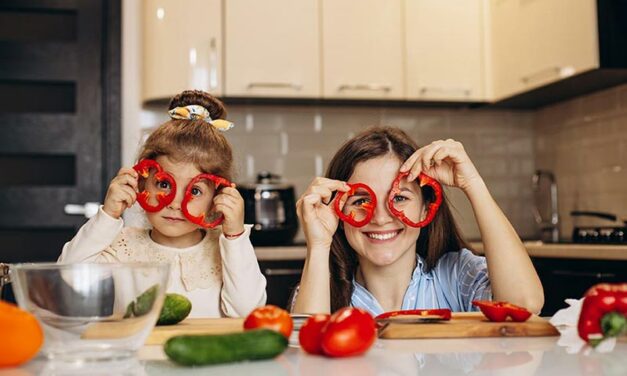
[[327, 126, 470, 311], [138, 90, 234, 180]]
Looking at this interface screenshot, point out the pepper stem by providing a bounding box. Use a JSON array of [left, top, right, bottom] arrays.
[[601, 311, 627, 338]]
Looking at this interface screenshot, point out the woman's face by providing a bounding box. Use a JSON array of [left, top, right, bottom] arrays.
[[343, 153, 425, 267]]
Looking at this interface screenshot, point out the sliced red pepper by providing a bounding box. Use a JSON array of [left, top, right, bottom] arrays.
[[375, 308, 452, 321], [132, 159, 176, 212], [333, 183, 377, 228], [472, 301, 532, 322], [387, 171, 443, 228], [181, 174, 232, 228], [577, 283, 627, 347]]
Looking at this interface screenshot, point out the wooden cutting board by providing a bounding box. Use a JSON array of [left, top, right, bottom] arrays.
[[145, 318, 244, 345], [377, 312, 559, 339]]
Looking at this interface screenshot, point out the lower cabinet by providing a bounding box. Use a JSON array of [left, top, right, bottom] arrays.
[[259, 259, 304, 310], [532, 257, 627, 316]]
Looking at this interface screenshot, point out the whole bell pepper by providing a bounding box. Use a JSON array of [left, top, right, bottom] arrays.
[[387, 171, 443, 228], [181, 174, 232, 228], [333, 183, 377, 228], [472, 301, 532, 322], [133, 159, 177, 212], [577, 283, 627, 347]]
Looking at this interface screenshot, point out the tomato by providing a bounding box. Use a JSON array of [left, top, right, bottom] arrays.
[[320, 307, 376, 358], [298, 314, 331, 355], [243, 305, 293, 338]]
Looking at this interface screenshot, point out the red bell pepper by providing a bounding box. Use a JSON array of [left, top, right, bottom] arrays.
[[181, 174, 232, 228], [387, 171, 443, 228], [577, 283, 627, 347], [472, 301, 532, 322], [374, 308, 452, 321], [333, 183, 377, 228], [132, 159, 177, 212]]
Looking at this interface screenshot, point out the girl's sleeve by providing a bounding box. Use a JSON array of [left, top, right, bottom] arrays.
[[218, 225, 267, 317], [456, 248, 492, 311], [57, 206, 123, 263]]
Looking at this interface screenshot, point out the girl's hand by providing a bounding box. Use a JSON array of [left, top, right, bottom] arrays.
[[400, 139, 483, 192], [296, 178, 350, 250], [214, 186, 245, 237], [103, 168, 138, 219]]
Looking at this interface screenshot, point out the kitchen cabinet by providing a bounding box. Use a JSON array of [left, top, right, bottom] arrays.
[[405, 0, 486, 101], [489, 0, 598, 100], [259, 259, 303, 310], [143, 0, 222, 102], [224, 0, 320, 98], [321, 0, 404, 99]]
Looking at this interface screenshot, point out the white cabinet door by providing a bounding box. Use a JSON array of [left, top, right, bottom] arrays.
[[224, 0, 320, 98], [143, 0, 222, 102], [489, 0, 598, 100], [405, 0, 486, 101], [322, 0, 404, 99]]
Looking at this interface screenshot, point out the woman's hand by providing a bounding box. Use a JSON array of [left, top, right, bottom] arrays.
[[213, 186, 245, 237], [103, 168, 138, 219], [400, 139, 483, 192], [296, 178, 350, 250]]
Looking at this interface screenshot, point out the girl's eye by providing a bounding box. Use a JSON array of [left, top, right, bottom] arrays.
[[351, 198, 370, 207], [393, 195, 408, 203], [191, 187, 203, 196], [157, 180, 170, 190]]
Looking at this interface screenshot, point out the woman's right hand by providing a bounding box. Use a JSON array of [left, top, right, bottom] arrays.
[[103, 167, 139, 219], [296, 177, 350, 250]]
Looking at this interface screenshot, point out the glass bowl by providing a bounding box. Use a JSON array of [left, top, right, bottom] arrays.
[[9, 262, 170, 362]]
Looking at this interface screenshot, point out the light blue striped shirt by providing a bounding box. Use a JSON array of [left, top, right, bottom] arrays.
[[351, 248, 492, 316]]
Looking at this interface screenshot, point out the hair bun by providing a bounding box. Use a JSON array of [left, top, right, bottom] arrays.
[[168, 90, 227, 121]]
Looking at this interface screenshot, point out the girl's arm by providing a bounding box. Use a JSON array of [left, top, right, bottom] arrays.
[[292, 178, 349, 314], [401, 139, 544, 313]]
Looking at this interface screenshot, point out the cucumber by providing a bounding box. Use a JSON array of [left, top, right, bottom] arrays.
[[164, 329, 288, 366], [132, 284, 158, 317], [158, 293, 192, 325]]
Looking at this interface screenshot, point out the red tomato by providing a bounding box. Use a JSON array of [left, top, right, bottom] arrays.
[[320, 307, 376, 357], [243, 305, 293, 338], [298, 314, 331, 355]]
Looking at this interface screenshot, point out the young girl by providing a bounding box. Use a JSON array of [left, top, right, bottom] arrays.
[[293, 126, 543, 315], [58, 90, 266, 317]]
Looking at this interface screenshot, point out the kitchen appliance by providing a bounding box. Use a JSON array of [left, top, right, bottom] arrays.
[[238, 172, 298, 246], [532, 170, 560, 243], [570, 211, 627, 244]]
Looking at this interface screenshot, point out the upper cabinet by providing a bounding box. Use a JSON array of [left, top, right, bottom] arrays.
[[405, 0, 486, 101], [321, 0, 404, 99], [490, 0, 598, 100], [143, 0, 223, 102], [224, 0, 320, 98]]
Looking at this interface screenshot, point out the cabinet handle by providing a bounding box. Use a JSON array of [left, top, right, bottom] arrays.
[[418, 86, 471, 97], [338, 84, 391, 92], [520, 66, 575, 85], [552, 270, 616, 279], [263, 268, 303, 276], [247, 82, 302, 90], [209, 37, 218, 90]]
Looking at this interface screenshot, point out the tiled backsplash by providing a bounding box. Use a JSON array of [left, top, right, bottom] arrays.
[[141, 105, 537, 241], [534, 83, 627, 241]]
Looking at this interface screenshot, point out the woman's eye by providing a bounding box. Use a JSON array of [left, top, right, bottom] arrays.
[[157, 180, 170, 190], [191, 187, 203, 196], [352, 198, 370, 207]]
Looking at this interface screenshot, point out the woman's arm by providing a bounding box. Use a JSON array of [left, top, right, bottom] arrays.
[[401, 139, 544, 313]]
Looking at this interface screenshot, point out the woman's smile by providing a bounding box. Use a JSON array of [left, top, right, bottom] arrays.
[[363, 229, 403, 243]]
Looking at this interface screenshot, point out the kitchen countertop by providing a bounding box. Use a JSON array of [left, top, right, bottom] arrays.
[[255, 241, 627, 261], [18, 336, 627, 375]]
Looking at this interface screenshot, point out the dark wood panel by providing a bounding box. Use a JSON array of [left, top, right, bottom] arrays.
[[0, 0, 78, 12], [0, 9, 76, 42], [0, 227, 74, 262], [0, 114, 75, 153], [0, 187, 83, 227], [0, 154, 75, 186], [0, 42, 78, 81], [259, 260, 304, 309], [0, 80, 76, 113]]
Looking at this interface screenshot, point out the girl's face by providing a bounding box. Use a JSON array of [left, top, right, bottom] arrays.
[[343, 153, 425, 268], [144, 155, 216, 247]]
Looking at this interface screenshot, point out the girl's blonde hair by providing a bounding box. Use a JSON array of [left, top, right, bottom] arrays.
[[138, 90, 234, 181]]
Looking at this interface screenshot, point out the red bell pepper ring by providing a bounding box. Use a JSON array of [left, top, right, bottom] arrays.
[[375, 308, 452, 321], [388, 171, 443, 228], [132, 159, 177, 213], [333, 183, 377, 228], [181, 174, 232, 228], [577, 283, 627, 347], [472, 301, 532, 322]]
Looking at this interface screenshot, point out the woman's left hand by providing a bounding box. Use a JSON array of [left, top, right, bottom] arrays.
[[400, 139, 483, 192], [213, 186, 246, 237]]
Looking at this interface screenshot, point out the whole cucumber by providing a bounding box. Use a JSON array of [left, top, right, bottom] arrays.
[[164, 329, 288, 366]]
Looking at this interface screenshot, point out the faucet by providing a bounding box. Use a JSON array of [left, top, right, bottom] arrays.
[[532, 170, 560, 243]]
